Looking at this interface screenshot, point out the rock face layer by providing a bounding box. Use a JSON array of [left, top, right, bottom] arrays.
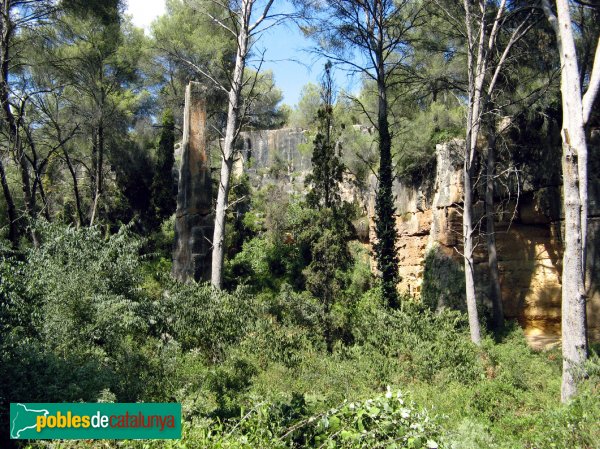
[[235, 128, 310, 176], [379, 139, 600, 347], [188, 121, 599, 347], [172, 82, 213, 282]]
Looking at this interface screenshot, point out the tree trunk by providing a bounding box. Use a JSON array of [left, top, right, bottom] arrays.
[[0, 157, 18, 247], [375, 75, 399, 309], [211, 0, 251, 289], [1, 31, 37, 245], [90, 123, 104, 226], [542, 0, 592, 402], [16, 134, 40, 246], [53, 123, 84, 227], [90, 127, 97, 197], [25, 128, 51, 221], [461, 0, 488, 345], [63, 145, 84, 228], [486, 123, 504, 333], [463, 149, 481, 345], [560, 140, 587, 402], [0, 1, 20, 246]]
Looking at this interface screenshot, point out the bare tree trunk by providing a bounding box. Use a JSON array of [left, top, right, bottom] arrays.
[[459, 0, 529, 344], [541, 0, 600, 402], [59, 141, 84, 228], [211, 0, 251, 289], [25, 128, 51, 221], [90, 122, 104, 226], [0, 156, 17, 246], [2, 71, 37, 245], [486, 122, 504, 333], [1, 0, 20, 246], [462, 0, 487, 345], [52, 123, 84, 227], [64, 150, 84, 228], [462, 147, 481, 344]]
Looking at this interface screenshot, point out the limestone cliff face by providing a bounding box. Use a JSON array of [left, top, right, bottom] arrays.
[[235, 128, 310, 177], [222, 125, 600, 346], [373, 139, 600, 347]]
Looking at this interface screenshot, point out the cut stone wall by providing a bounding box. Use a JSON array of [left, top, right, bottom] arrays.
[[186, 121, 600, 348], [370, 139, 600, 347], [236, 128, 310, 174], [172, 82, 214, 283]]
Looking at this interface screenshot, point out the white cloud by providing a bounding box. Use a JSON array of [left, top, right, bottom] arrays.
[[125, 0, 166, 31]]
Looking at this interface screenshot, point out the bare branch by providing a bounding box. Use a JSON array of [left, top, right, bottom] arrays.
[[248, 0, 275, 33], [582, 35, 600, 124]]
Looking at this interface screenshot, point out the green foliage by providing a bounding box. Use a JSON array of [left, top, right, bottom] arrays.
[[395, 102, 464, 186], [225, 174, 254, 260], [242, 69, 287, 130], [289, 83, 322, 129], [162, 282, 257, 361], [305, 71, 345, 210], [0, 223, 162, 441], [299, 209, 354, 351], [421, 245, 465, 312], [299, 388, 441, 449], [351, 299, 482, 384], [26, 223, 145, 353], [373, 146, 400, 309], [151, 109, 177, 224]]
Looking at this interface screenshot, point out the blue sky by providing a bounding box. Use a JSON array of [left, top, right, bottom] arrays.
[[125, 0, 358, 106]]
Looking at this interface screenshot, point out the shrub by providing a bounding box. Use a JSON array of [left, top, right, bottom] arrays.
[[162, 281, 258, 361]]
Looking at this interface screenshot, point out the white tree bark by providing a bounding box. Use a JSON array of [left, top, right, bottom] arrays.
[[211, 0, 275, 289], [460, 0, 532, 344], [211, 1, 251, 289], [542, 0, 600, 402]]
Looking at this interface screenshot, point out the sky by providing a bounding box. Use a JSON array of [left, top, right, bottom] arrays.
[[124, 0, 358, 106]]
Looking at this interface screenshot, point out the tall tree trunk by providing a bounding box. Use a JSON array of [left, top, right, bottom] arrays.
[[211, 1, 251, 289], [25, 128, 51, 221], [0, 156, 17, 246], [90, 122, 104, 226], [62, 144, 84, 228], [0, 0, 19, 246], [90, 127, 97, 199], [462, 145, 481, 345], [542, 0, 594, 402], [486, 121, 504, 333], [1, 4, 37, 246], [462, 0, 487, 345]]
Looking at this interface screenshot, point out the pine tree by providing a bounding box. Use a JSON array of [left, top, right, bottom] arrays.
[[303, 63, 352, 351], [305, 63, 344, 210]]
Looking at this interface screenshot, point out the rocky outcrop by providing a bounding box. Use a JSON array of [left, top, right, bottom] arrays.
[[378, 139, 600, 347], [172, 82, 213, 283], [183, 120, 600, 347], [236, 128, 310, 174]]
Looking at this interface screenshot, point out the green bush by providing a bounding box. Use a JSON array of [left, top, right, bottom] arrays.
[[162, 281, 258, 361], [352, 297, 482, 384]]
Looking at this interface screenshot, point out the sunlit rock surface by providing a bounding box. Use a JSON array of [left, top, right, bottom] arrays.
[[370, 139, 600, 348]]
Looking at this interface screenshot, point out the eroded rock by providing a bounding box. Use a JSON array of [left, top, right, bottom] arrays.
[[172, 82, 213, 282]]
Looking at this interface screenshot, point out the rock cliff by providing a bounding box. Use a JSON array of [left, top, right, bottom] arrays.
[[197, 123, 599, 347], [380, 139, 600, 347]]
